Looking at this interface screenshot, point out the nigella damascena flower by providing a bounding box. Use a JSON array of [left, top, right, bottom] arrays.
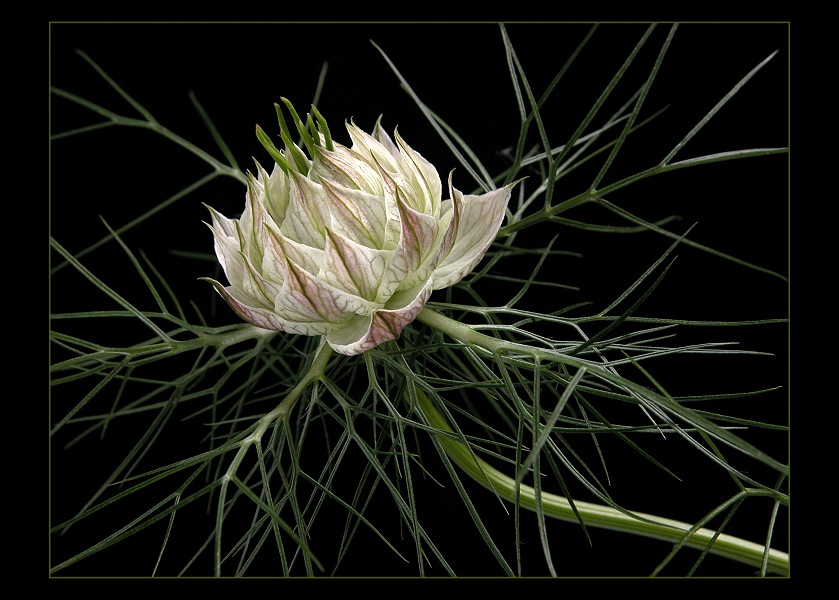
[[204, 100, 517, 355]]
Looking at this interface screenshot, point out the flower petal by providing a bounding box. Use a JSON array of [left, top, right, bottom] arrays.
[[204, 278, 287, 331], [379, 193, 439, 299], [319, 177, 388, 249], [432, 182, 515, 290], [241, 173, 272, 267], [393, 128, 442, 215], [205, 205, 245, 286], [261, 222, 323, 282], [204, 278, 341, 337], [435, 172, 462, 263], [311, 143, 384, 194], [320, 228, 391, 301], [255, 160, 291, 225], [280, 171, 330, 249], [235, 246, 282, 309], [275, 256, 373, 324], [346, 120, 401, 174], [325, 278, 433, 355]]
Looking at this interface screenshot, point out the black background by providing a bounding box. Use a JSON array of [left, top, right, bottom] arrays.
[[49, 22, 789, 580]]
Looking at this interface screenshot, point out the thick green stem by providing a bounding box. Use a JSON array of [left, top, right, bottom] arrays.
[[415, 307, 789, 576], [414, 387, 788, 576]]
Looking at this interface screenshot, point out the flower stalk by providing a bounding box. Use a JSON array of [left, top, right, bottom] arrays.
[[414, 384, 789, 576]]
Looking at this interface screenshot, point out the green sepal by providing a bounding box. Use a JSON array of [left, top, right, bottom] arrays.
[[311, 104, 334, 151], [275, 101, 312, 175], [279, 98, 316, 157], [306, 113, 320, 148], [274, 101, 294, 142], [255, 125, 290, 173]]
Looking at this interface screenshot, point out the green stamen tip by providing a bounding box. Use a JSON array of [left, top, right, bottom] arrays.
[[311, 105, 334, 152], [255, 125, 290, 173]]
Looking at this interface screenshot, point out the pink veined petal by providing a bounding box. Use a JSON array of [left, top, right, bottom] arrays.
[[206, 203, 238, 238], [204, 278, 340, 337], [394, 203, 455, 295], [369, 148, 425, 215], [262, 222, 323, 282], [311, 143, 384, 194], [432, 182, 515, 290], [325, 278, 433, 355], [346, 121, 401, 174], [370, 119, 436, 213], [393, 129, 442, 215], [280, 171, 331, 249], [205, 207, 245, 287], [378, 193, 439, 301], [238, 251, 281, 309], [320, 177, 388, 249], [371, 118, 400, 159], [241, 175, 272, 267], [320, 228, 391, 302], [204, 278, 288, 331], [275, 256, 373, 325], [435, 172, 462, 263], [255, 160, 291, 225]]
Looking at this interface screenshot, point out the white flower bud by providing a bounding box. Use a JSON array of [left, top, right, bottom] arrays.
[[205, 102, 516, 355]]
